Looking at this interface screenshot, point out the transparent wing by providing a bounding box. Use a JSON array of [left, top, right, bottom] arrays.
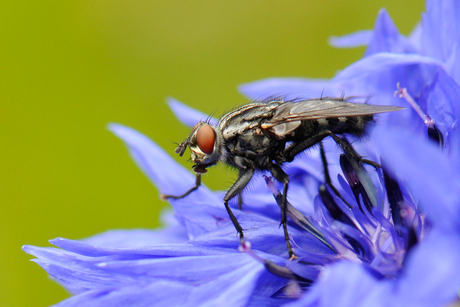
[[264, 99, 404, 127]]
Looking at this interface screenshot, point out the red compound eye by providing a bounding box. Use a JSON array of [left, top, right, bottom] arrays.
[[196, 124, 215, 154]]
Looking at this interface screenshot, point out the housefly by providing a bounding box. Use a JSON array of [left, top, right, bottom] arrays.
[[162, 97, 403, 258]]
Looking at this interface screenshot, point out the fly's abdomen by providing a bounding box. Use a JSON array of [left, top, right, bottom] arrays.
[[315, 115, 374, 136]]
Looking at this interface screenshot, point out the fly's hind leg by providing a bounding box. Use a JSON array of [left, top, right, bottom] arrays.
[[319, 141, 352, 208], [280, 130, 380, 169], [325, 132, 380, 168]]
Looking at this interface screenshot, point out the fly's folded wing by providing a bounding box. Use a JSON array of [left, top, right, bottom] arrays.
[[263, 99, 404, 128]]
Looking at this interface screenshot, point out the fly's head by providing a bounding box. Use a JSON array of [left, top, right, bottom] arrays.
[[175, 122, 223, 174]]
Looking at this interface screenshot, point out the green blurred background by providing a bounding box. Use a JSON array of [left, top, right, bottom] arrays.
[[1, 1, 423, 306]]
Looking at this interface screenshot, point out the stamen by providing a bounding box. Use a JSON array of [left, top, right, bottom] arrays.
[[240, 239, 307, 291], [319, 184, 356, 228], [395, 83, 444, 147], [382, 168, 406, 232], [263, 176, 335, 252], [332, 221, 376, 261], [340, 155, 373, 214], [370, 235, 394, 268]]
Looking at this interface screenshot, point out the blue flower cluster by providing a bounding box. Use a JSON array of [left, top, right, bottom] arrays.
[[24, 0, 460, 306]]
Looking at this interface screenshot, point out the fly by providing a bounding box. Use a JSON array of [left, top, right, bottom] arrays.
[[162, 97, 404, 259]]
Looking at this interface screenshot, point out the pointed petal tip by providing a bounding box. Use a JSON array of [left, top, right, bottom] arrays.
[[107, 123, 133, 140], [22, 244, 31, 252], [328, 30, 372, 49], [22, 244, 41, 257], [166, 97, 217, 127]]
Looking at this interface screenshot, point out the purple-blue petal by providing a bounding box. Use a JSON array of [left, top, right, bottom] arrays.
[[330, 53, 442, 97], [108, 123, 218, 202], [364, 9, 416, 57], [419, 69, 460, 157], [82, 212, 188, 247], [54, 259, 266, 307], [49, 237, 218, 258], [391, 230, 460, 307], [421, 0, 460, 62], [328, 30, 372, 48], [239, 78, 330, 101], [167, 97, 218, 128], [95, 253, 256, 282], [445, 40, 460, 85], [23, 245, 132, 294], [372, 125, 460, 233], [408, 22, 422, 53], [283, 261, 386, 307], [53, 281, 195, 307]]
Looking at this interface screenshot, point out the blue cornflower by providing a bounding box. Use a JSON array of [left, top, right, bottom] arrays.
[[24, 0, 460, 306]]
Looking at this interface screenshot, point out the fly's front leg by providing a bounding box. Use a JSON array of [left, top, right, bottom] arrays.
[[223, 166, 255, 243], [270, 164, 296, 260], [161, 174, 201, 201]]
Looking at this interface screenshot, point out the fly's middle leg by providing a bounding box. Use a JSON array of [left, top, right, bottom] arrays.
[[270, 164, 296, 260]]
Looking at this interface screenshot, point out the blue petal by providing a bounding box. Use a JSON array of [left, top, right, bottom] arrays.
[[82, 211, 188, 247], [421, 0, 460, 62], [54, 259, 266, 307], [186, 207, 333, 256], [108, 123, 218, 202], [331, 53, 442, 93], [372, 125, 460, 233], [53, 281, 195, 307], [82, 228, 188, 247], [49, 237, 218, 257], [23, 245, 132, 294], [23, 242, 271, 302], [408, 22, 422, 52], [283, 262, 386, 307], [167, 97, 218, 128], [328, 30, 372, 48], [419, 70, 460, 157], [95, 253, 256, 282], [239, 78, 330, 101], [391, 230, 460, 307], [364, 9, 416, 57], [445, 40, 460, 85], [240, 53, 444, 108]]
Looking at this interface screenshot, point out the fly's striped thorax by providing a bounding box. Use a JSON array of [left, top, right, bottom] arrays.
[[314, 115, 374, 136], [218, 101, 280, 137]]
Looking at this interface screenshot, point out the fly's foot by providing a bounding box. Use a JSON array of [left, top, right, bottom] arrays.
[[286, 240, 297, 260], [238, 240, 251, 253], [160, 193, 182, 201], [289, 252, 298, 261]]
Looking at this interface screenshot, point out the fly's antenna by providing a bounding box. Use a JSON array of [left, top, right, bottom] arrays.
[[175, 141, 189, 156]]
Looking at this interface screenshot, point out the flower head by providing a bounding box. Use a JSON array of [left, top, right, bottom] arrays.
[[24, 0, 460, 306]]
